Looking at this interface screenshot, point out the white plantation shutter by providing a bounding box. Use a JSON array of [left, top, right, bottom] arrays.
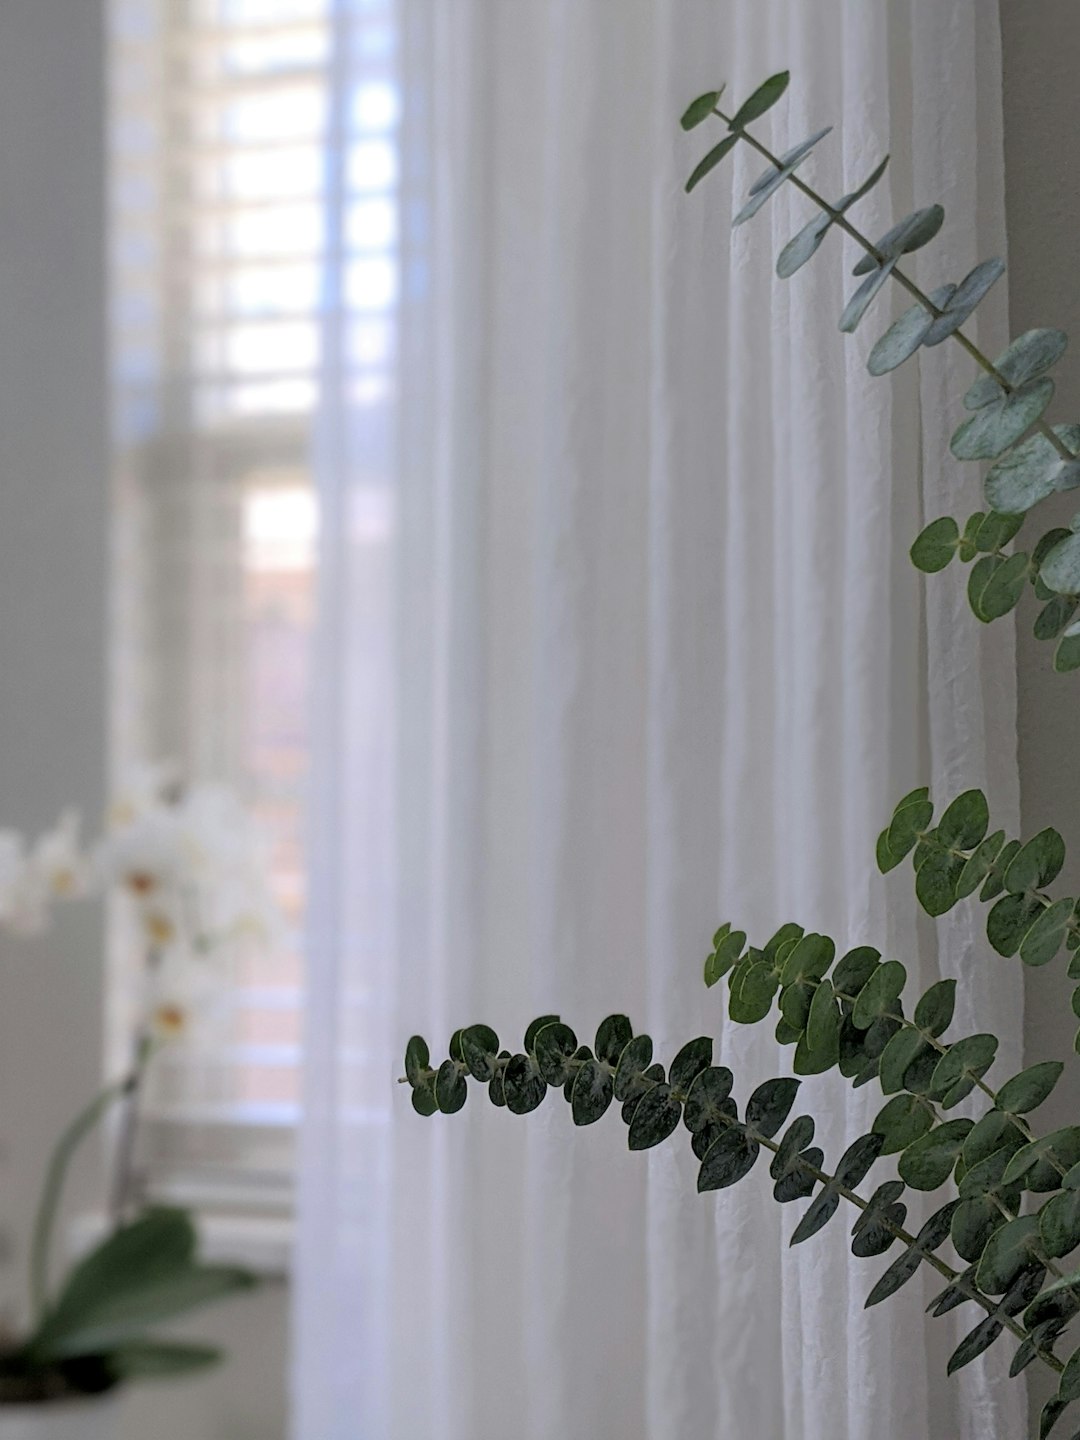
[[109, 0, 400, 1198]]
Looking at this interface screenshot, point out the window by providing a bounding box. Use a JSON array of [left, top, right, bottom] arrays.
[[109, 0, 399, 1209]]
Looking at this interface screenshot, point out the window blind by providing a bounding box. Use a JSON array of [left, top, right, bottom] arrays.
[[109, 0, 400, 1201]]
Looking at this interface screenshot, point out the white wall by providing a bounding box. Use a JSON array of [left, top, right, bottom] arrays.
[[0, 5, 289, 1437], [1001, 0, 1080, 1425]]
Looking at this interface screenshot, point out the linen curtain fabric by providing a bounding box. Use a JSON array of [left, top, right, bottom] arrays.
[[294, 3, 1019, 1438]]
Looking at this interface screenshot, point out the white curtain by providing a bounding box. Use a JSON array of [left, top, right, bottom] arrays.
[[295, 3, 1022, 1438]]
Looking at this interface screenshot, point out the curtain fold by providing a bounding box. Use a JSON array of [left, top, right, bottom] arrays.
[[294, 3, 1020, 1437]]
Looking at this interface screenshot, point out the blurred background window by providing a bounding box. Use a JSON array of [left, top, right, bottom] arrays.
[[109, 0, 399, 1210]]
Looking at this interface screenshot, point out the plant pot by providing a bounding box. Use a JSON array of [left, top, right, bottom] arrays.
[[0, 1394, 122, 1440]]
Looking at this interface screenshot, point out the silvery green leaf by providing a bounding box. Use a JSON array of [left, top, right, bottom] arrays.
[[950, 377, 1055, 461], [728, 70, 789, 129], [1041, 531, 1080, 595], [748, 126, 832, 195], [866, 282, 956, 376], [965, 328, 1069, 409], [853, 205, 945, 275], [898, 1118, 973, 1190], [682, 1064, 734, 1131], [1035, 595, 1079, 640], [777, 212, 832, 280], [996, 1062, 1064, 1115], [839, 259, 898, 334], [976, 1214, 1042, 1294], [680, 89, 724, 131], [985, 425, 1080, 515], [1021, 897, 1076, 968], [435, 1058, 468, 1114], [836, 154, 891, 211], [1006, 827, 1067, 893], [697, 1129, 759, 1191], [910, 516, 959, 573], [627, 1083, 682, 1150], [570, 1057, 613, 1125], [924, 258, 1006, 346], [668, 1036, 713, 1094], [684, 134, 739, 194], [872, 1093, 934, 1156]]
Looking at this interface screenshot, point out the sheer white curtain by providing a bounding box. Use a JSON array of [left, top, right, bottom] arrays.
[[295, 3, 1021, 1438]]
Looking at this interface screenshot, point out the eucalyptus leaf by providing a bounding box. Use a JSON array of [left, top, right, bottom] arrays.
[[404, 1036, 430, 1087], [461, 1024, 501, 1082], [680, 90, 724, 131], [435, 1059, 468, 1115], [868, 286, 956, 377], [728, 71, 789, 130], [965, 328, 1068, 409], [878, 1028, 932, 1096], [968, 551, 1029, 623], [985, 426, 1080, 515], [872, 1093, 934, 1156], [779, 932, 835, 986], [1006, 828, 1067, 893], [668, 1036, 713, 1094], [1035, 595, 1079, 641], [853, 205, 944, 275], [927, 1034, 998, 1108], [682, 1065, 734, 1132], [952, 1194, 1012, 1264], [705, 928, 746, 986], [777, 211, 832, 280], [790, 1188, 840, 1246], [996, 1062, 1064, 1115], [832, 946, 882, 997], [976, 1214, 1042, 1295], [612, 1034, 654, 1101], [502, 1055, 546, 1115], [1021, 897, 1076, 968], [851, 1180, 906, 1258], [595, 1015, 634, 1067], [570, 1058, 613, 1125], [974, 510, 1025, 553], [533, 1022, 579, 1087], [914, 978, 957, 1037], [524, 1015, 561, 1054], [746, 1077, 800, 1139], [950, 377, 1055, 461], [910, 516, 960, 573], [1041, 531, 1080, 595], [864, 1247, 922, 1308], [923, 258, 1005, 346], [898, 1119, 973, 1190], [1003, 1127, 1080, 1189], [852, 960, 906, 1029], [987, 893, 1045, 957], [627, 1083, 683, 1150], [839, 258, 898, 334], [956, 830, 1006, 900], [915, 849, 965, 917], [1040, 1189, 1080, 1260], [685, 135, 739, 194], [747, 127, 832, 196], [697, 1129, 760, 1192]]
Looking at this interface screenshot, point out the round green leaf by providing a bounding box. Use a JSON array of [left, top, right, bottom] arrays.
[[915, 850, 965, 917], [851, 1180, 907, 1258], [805, 982, 841, 1056], [898, 1118, 974, 1190], [683, 1064, 734, 1132], [832, 946, 881, 998], [878, 1028, 931, 1095], [1004, 1127, 1080, 1189], [729, 961, 780, 1024], [914, 978, 957, 1037], [950, 377, 1054, 461], [1021, 897, 1076, 968], [570, 1057, 613, 1125], [1057, 630, 1080, 671], [928, 1034, 998, 1108], [969, 551, 1030, 622], [404, 1035, 430, 1087], [976, 1214, 1042, 1294], [627, 1083, 683, 1151], [1040, 1190, 1080, 1260], [936, 789, 990, 849], [987, 892, 1045, 957], [524, 1015, 560, 1053], [872, 1093, 934, 1156], [779, 932, 835, 986], [957, 830, 1006, 900], [460, 1024, 501, 1082], [697, 1129, 760, 1192], [924, 257, 1005, 346], [1035, 595, 1079, 640], [502, 1055, 546, 1115], [745, 1077, 800, 1139], [435, 1058, 468, 1115], [1006, 828, 1067, 893], [951, 1194, 1012, 1265], [595, 1015, 633, 1067], [763, 921, 806, 963], [532, 1022, 578, 1087], [975, 510, 1025, 553], [884, 786, 934, 866], [669, 1036, 713, 1095], [852, 960, 906, 1029], [704, 928, 746, 987], [910, 516, 960, 573], [411, 1079, 438, 1117], [853, 206, 944, 276], [996, 1061, 1065, 1115], [965, 328, 1068, 409]]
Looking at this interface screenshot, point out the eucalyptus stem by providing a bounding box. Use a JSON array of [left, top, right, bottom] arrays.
[[714, 106, 1078, 466]]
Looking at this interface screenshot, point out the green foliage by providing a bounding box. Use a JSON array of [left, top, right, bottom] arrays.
[[402, 70, 1080, 1437]]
